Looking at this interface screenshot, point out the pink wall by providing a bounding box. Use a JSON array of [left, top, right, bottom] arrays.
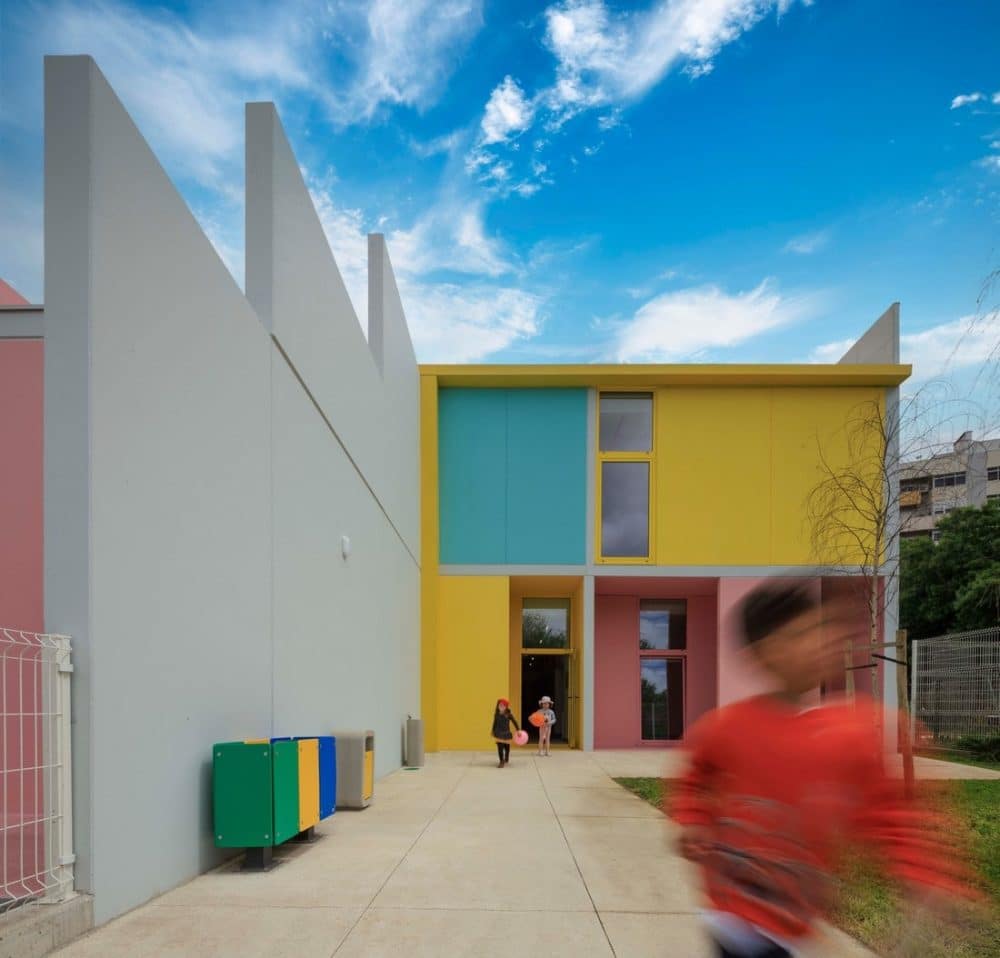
[[594, 577, 718, 748], [719, 576, 864, 708], [0, 336, 45, 897], [717, 577, 778, 706], [0, 340, 44, 631]]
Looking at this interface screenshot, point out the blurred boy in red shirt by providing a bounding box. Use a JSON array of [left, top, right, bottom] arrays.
[[671, 582, 970, 958]]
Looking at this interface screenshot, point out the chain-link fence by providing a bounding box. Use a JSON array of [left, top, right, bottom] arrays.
[[911, 626, 1000, 745]]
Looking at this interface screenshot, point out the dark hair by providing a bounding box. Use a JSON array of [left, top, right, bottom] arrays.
[[739, 583, 816, 646]]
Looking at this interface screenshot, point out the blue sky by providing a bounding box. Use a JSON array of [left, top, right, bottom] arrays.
[[1, 0, 998, 428]]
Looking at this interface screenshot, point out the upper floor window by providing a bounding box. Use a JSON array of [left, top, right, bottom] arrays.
[[598, 392, 653, 561], [988, 466, 1000, 482], [933, 472, 966, 488], [599, 393, 652, 452]]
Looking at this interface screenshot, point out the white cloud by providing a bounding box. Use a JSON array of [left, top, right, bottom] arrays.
[[306, 172, 538, 361], [470, 0, 809, 191], [30, 0, 482, 193], [305, 171, 371, 322], [480, 76, 535, 145], [979, 155, 1000, 173], [36, 0, 325, 190], [615, 279, 818, 361], [951, 92, 985, 109], [387, 200, 513, 279], [542, 0, 810, 123], [809, 312, 1000, 381], [783, 228, 831, 255], [409, 130, 465, 158], [335, 0, 483, 122], [993, 91, 1000, 105], [808, 338, 854, 363], [398, 282, 541, 362], [900, 314, 1000, 381]]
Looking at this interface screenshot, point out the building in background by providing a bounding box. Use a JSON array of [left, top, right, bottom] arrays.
[[900, 433, 1000, 541], [419, 312, 909, 752]]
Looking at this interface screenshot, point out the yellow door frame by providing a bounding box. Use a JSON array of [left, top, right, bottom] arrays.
[[509, 576, 583, 748]]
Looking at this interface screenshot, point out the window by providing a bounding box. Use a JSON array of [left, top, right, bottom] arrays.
[[640, 659, 684, 741], [598, 393, 653, 561], [931, 529, 942, 543], [988, 466, 1000, 482], [988, 494, 1000, 502], [599, 393, 652, 452], [932, 502, 957, 516], [639, 600, 687, 650], [601, 462, 650, 557], [639, 598, 686, 740], [933, 472, 966, 488], [521, 599, 570, 649]]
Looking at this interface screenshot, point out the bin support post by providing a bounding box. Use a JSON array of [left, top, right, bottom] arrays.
[[242, 847, 275, 871], [291, 826, 317, 844]]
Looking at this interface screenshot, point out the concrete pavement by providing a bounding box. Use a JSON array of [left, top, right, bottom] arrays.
[[53, 750, 879, 957]]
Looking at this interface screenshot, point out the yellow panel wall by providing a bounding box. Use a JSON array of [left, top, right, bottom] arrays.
[[436, 576, 510, 749], [656, 387, 772, 565], [653, 385, 883, 566], [770, 386, 883, 565]]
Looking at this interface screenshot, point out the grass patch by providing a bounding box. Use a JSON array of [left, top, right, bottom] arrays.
[[614, 777, 669, 808], [615, 776, 1000, 958]]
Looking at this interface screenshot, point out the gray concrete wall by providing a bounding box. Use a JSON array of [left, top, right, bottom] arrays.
[[839, 303, 900, 364], [44, 57, 420, 926], [839, 303, 902, 748]]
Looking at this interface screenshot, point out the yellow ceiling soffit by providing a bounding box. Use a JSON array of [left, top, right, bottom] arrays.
[[418, 363, 912, 388]]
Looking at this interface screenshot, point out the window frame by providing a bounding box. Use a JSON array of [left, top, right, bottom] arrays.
[[637, 597, 687, 742], [520, 597, 572, 651], [596, 389, 656, 564]]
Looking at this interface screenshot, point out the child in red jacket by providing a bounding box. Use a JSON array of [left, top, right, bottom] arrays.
[[671, 582, 971, 958]]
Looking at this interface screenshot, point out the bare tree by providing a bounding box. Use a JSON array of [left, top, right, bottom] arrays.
[[805, 386, 989, 791]]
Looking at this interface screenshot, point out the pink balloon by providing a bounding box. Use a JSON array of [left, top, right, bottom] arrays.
[[513, 730, 529, 746]]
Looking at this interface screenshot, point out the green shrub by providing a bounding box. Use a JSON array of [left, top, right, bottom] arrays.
[[955, 736, 1000, 763]]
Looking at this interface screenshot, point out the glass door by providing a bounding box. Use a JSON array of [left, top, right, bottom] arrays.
[[520, 598, 576, 747], [638, 599, 687, 742]]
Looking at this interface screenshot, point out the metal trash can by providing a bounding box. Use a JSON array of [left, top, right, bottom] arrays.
[[404, 716, 424, 768], [331, 729, 374, 809]]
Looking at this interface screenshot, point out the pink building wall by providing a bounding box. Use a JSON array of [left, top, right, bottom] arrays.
[[0, 339, 44, 631], [594, 577, 718, 748], [717, 577, 778, 706], [0, 331, 45, 898]]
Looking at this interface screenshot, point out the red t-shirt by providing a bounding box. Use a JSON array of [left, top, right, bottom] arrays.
[[670, 694, 968, 943]]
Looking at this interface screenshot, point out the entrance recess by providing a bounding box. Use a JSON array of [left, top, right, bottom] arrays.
[[509, 579, 583, 748]]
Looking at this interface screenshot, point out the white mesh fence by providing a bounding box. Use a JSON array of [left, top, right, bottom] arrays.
[[0, 628, 74, 915], [911, 626, 1000, 745]]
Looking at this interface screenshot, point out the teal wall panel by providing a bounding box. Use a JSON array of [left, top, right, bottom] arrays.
[[506, 389, 587, 563], [438, 389, 507, 563], [438, 388, 587, 565]]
